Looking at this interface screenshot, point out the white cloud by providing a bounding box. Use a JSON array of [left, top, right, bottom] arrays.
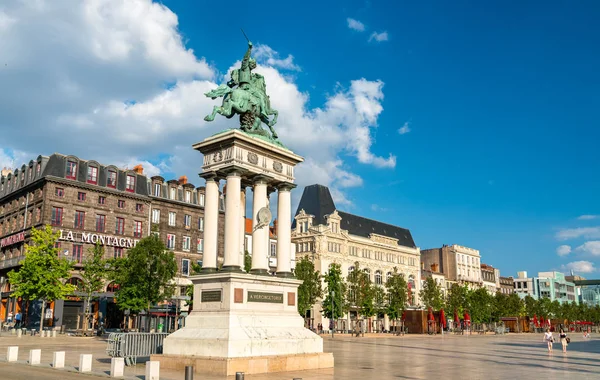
[[555, 227, 600, 241], [578, 215, 598, 220], [561, 261, 596, 274], [0, 0, 396, 207], [576, 241, 600, 256], [369, 31, 389, 42], [347, 18, 365, 32], [253, 44, 301, 71], [556, 245, 571, 256], [371, 204, 389, 212], [398, 122, 411, 135]]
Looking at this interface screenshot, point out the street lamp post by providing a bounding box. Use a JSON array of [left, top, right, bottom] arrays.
[[331, 290, 335, 339]]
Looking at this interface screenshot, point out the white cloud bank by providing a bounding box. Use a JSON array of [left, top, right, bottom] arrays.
[[576, 241, 600, 256], [556, 245, 571, 257], [578, 215, 598, 220], [398, 122, 411, 135], [347, 18, 365, 32], [555, 227, 600, 241], [561, 261, 596, 274], [0, 0, 396, 205], [369, 31, 389, 42]]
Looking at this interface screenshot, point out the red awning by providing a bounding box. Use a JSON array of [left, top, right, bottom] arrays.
[[440, 309, 447, 328]]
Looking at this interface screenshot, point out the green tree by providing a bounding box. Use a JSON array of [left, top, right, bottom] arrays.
[[295, 257, 323, 317], [523, 295, 537, 317], [7, 226, 76, 333], [373, 285, 387, 316], [385, 268, 408, 332], [322, 263, 346, 320], [109, 235, 177, 327], [467, 288, 494, 323], [446, 283, 469, 316], [80, 242, 109, 331], [419, 277, 444, 311], [346, 262, 375, 318]]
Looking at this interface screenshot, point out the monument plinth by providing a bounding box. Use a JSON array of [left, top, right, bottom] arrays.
[[153, 128, 333, 375]]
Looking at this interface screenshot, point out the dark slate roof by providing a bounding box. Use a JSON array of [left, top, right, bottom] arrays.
[[338, 211, 416, 248], [294, 184, 416, 248], [0, 153, 150, 199], [293, 184, 336, 227]]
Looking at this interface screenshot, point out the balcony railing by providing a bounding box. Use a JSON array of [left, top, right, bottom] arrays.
[[0, 256, 26, 269]]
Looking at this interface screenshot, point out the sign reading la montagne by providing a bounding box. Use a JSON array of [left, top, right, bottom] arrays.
[[58, 229, 140, 248]]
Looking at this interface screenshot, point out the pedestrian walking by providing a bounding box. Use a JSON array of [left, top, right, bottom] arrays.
[[14, 312, 21, 328], [544, 328, 554, 353], [559, 328, 569, 353]]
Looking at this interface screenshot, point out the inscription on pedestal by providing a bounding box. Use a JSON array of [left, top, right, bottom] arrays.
[[247, 291, 283, 304], [201, 290, 222, 303]]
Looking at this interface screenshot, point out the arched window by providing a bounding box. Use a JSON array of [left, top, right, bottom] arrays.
[[387, 272, 393, 283], [375, 270, 382, 285], [67, 277, 83, 290], [363, 268, 371, 281], [408, 275, 416, 305], [348, 266, 355, 274]]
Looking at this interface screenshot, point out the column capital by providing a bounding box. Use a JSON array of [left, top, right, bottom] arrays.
[[199, 172, 220, 182], [277, 182, 296, 192], [251, 174, 274, 185], [218, 166, 246, 177]]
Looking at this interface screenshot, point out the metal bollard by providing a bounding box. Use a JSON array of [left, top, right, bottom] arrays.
[[185, 365, 194, 380], [236, 372, 245, 380]]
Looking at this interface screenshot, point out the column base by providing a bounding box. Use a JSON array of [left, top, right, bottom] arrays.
[[201, 268, 218, 274], [276, 271, 294, 278], [221, 265, 243, 273], [249, 268, 271, 276]]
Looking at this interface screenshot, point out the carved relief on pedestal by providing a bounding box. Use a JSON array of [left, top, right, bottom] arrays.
[[212, 150, 223, 163], [273, 161, 283, 173]]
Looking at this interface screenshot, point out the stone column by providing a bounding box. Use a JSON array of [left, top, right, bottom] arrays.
[[250, 176, 270, 275], [201, 174, 219, 273], [276, 183, 295, 277], [239, 185, 247, 271], [222, 170, 242, 271]]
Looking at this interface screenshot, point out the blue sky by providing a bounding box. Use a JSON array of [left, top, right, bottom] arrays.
[[159, 1, 600, 276], [1, 1, 599, 278]]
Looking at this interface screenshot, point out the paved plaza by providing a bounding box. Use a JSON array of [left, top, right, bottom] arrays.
[[1, 332, 599, 379]]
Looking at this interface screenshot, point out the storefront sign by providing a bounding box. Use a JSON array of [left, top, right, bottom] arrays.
[[201, 290, 222, 303], [0, 232, 25, 248], [247, 291, 283, 304], [58, 230, 139, 248]]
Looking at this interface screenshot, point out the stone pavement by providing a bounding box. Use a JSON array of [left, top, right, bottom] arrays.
[[1, 332, 599, 379]]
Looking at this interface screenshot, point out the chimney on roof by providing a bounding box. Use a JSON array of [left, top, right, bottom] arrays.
[[178, 175, 188, 185], [133, 164, 144, 175]]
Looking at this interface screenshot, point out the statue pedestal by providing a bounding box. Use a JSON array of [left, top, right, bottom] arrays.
[[152, 272, 333, 375]]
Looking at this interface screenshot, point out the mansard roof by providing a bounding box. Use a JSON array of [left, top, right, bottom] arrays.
[[294, 184, 416, 249], [0, 153, 149, 199]]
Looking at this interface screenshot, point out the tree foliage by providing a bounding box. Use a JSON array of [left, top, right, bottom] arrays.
[[346, 261, 375, 317], [80, 242, 109, 330], [109, 234, 177, 314], [7, 225, 75, 332], [295, 257, 323, 317], [244, 250, 252, 273], [322, 263, 346, 320], [385, 267, 408, 321], [466, 287, 494, 323], [446, 283, 469, 315], [419, 277, 444, 311]]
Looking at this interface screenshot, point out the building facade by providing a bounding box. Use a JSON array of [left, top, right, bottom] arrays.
[[481, 264, 500, 294], [291, 184, 421, 333], [0, 153, 226, 330], [420, 244, 482, 289], [499, 276, 514, 295], [514, 271, 578, 304], [0, 154, 151, 328]]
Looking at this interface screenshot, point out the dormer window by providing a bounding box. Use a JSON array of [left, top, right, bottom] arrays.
[[107, 170, 117, 188], [20, 173, 24, 187], [170, 187, 176, 200], [36, 162, 41, 176], [126, 175, 135, 192], [28, 168, 32, 181], [185, 190, 191, 203], [154, 183, 161, 196], [87, 166, 98, 184], [66, 160, 77, 180]]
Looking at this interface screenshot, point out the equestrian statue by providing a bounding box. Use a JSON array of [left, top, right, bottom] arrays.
[[204, 39, 279, 140]]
